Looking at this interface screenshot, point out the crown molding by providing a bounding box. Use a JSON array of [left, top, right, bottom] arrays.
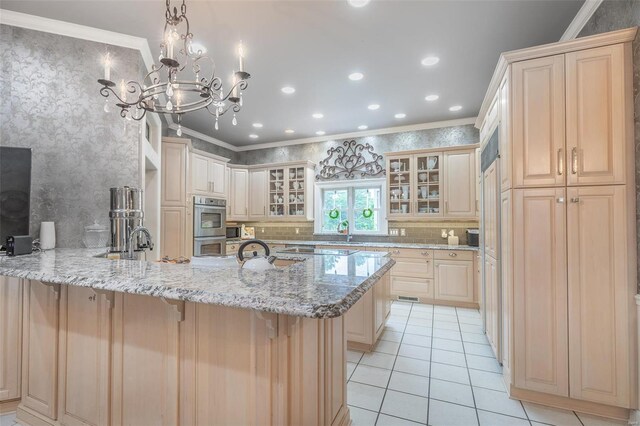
[[474, 26, 637, 128], [560, 0, 603, 41], [234, 117, 478, 152]]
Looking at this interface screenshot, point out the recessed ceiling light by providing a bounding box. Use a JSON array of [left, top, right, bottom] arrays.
[[449, 105, 462, 112], [358, 125, 368, 130], [312, 113, 324, 119], [394, 113, 406, 119], [425, 94, 439, 101], [349, 72, 364, 81], [348, 0, 370, 7], [249, 134, 259, 139], [252, 123, 263, 128], [316, 131, 326, 136], [285, 129, 295, 134], [281, 86, 295, 94], [367, 104, 380, 110], [421, 56, 440, 67]]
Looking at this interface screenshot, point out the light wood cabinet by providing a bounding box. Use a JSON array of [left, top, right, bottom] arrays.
[[390, 276, 433, 300], [499, 72, 511, 191], [249, 169, 268, 219], [434, 258, 474, 303], [500, 190, 512, 381], [191, 152, 227, 197], [266, 164, 314, 220], [565, 45, 627, 186], [483, 161, 498, 259], [484, 255, 499, 360], [111, 293, 180, 426], [443, 150, 476, 217], [228, 167, 249, 221], [57, 286, 112, 426], [0, 276, 22, 402], [346, 272, 390, 351], [20, 280, 60, 420], [513, 188, 568, 397], [160, 207, 187, 259], [161, 139, 189, 207], [566, 186, 633, 406], [386, 147, 478, 220], [512, 55, 566, 188]]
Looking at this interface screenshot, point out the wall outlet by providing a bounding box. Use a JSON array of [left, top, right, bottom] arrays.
[[441, 229, 448, 239], [261, 228, 265, 233], [295, 228, 299, 235], [389, 229, 399, 236], [400, 228, 406, 237]]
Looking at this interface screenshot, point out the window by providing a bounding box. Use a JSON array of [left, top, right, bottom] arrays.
[[314, 179, 387, 235]]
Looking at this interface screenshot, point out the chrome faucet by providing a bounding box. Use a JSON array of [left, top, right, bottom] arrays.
[[128, 226, 154, 259]]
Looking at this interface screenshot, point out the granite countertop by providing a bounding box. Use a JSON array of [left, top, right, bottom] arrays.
[[227, 239, 479, 251], [0, 249, 395, 319]]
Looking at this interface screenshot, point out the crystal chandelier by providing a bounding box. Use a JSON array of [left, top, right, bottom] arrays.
[[97, 0, 250, 135]]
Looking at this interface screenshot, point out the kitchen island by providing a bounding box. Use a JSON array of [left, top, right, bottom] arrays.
[[0, 248, 394, 426]]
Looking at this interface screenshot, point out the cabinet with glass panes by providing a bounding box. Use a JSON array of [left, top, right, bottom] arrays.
[[386, 155, 413, 218], [268, 167, 286, 217], [415, 152, 442, 217], [287, 166, 306, 217]]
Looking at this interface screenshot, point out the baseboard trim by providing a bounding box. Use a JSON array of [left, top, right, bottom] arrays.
[[510, 386, 630, 421], [16, 405, 57, 426], [0, 399, 20, 415], [347, 340, 374, 353]]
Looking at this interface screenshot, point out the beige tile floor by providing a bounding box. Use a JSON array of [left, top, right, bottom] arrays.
[[0, 301, 629, 426], [347, 301, 628, 426]]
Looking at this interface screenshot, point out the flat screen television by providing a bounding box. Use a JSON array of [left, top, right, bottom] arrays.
[[0, 147, 32, 247]]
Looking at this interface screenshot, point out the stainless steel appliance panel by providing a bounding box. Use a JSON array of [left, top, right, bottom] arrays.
[[194, 236, 226, 257], [193, 196, 226, 237]]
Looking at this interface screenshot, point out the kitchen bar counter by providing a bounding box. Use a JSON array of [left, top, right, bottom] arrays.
[[0, 248, 394, 318], [227, 238, 479, 251]]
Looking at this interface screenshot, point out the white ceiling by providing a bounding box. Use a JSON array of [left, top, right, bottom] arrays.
[[2, 0, 583, 147]]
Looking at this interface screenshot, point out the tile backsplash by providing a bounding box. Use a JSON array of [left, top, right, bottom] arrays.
[[231, 221, 479, 245]]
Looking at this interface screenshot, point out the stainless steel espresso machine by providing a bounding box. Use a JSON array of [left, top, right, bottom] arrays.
[[109, 187, 153, 259]]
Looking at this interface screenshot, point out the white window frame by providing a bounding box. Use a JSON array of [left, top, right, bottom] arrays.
[[314, 178, 388, 236]]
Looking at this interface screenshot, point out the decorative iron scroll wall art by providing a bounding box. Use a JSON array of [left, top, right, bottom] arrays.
[[316, 140, 386, 180]]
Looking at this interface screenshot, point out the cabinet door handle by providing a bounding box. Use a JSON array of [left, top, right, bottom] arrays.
[[557, 149, 563, 175], [212, 181, 215, 193], [449, 252, 457, 257], [570, 197, 580, 203], [571, 147, 578, 174], [421, 251, 430, 256], [557, 197, 565, 203]]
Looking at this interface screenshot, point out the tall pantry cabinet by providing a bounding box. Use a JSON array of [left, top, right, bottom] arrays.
[[477, 28, 637, 418]]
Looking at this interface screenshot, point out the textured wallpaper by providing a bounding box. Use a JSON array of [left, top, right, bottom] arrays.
[[578, 0, 640, 290], [239, 125, 479, 166], [0, 25, 143, 248]]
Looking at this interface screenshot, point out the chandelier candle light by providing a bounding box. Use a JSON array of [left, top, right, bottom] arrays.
[[98, 0, 251, 134]]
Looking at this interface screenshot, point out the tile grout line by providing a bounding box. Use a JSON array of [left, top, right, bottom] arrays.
[[425, 304, 436, 426], [455, 306, 481, 426], [374, 301, 413, 425]]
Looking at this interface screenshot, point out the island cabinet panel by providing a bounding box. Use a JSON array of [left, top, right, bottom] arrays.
[[179, 304, 277, 425], [57, 286, 112, 426], [512, 55, 566, 188], [0, 276, 22, 402], [345, 272, 391, 351], [286, 315, 348, 426], [111, 293, 180, 426], [565, 45, 627, 186], [160, 207, 187, 259], [513, 188, 568, 397], [20, 280, 60, 421], [567, 186, 633, 406]]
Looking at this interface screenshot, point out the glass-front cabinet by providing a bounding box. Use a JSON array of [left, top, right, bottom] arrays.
[[263, 161, 314, 220], [387, 152, 443, 219], [268, 167, 286, 217], [415, 153, 442, 217]]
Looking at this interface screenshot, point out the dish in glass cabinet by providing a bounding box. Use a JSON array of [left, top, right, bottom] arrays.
[[390, 161, 401, 171], [394, 175, 405, 182], [418, 173, 428, 182], [427, 157, 437, 169]]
